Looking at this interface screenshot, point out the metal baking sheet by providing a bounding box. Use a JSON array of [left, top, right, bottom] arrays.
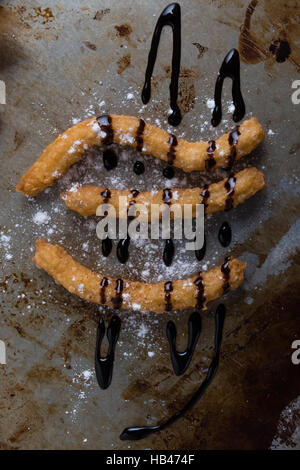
[[0, 0, 299, 450]]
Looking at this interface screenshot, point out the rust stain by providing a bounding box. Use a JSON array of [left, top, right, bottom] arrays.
[[93, 9, 110, 21], [117, 53, 131, 74], [114, 23, 132, 39], [239, 0, 266, 64], [83, 41, 97, 51], [192, 42, 208, 59]]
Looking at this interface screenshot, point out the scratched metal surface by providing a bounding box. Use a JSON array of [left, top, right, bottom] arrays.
[[0, 0, 299, 450]]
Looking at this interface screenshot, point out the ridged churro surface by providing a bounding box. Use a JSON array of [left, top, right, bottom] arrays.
[[33, 238, 247, 314], [17, 115, 264, 196], [61, 167, 265, 217]]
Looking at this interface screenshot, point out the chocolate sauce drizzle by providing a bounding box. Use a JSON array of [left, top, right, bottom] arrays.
[[221, 256, 231, 294], [120, 303, 226, 441], [163, 239, 175, 266], [166, 311, 202, 376], [194, 273, 205, 309], [101, 188, 111, 203], [97, 114, 114, 144], [117, 237, 130, 264], [195, 234, 206, 261], [142, 3, 182, 126], [95, 315, 121, 390], [135, 119, 145, 152], [224, 174, 236, 211], [218, 222, 232, 247], [112, 279, 124, 309], [205, 140, 216, 171], [103, 149, 118, 171], [133, 160, 145, 175], [227, 126, 240, 170], [100, 277, 108, 304], [211, 49, 245, 127], [102, 237, 112, 257], [200, 184, 210, 214], [162, 188, 172, 206], [167, 134, 178, 165], [128, 190, 139, 220], [164, 281, 173, 311], [163, 166, 175, 179]]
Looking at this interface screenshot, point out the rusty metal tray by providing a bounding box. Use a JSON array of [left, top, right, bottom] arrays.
[[0, 0, 299, 450]]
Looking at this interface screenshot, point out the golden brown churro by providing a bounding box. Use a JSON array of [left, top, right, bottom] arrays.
[[33, 238, 247, 314], [61, 167, 265, 217], [17, 115, 264, 196]]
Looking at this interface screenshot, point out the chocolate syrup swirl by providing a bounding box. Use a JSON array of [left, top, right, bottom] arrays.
[[194, 274, 205, 309], [200, 184, 210, 214], [211, 49, 245, 127], [103, 149, 118, 171], [218, 222, 232, 247], [112, 279, 124, 309], [205, 140, 216, 171], [97, 114, 114, 144], [164, 281, 173, 311], [117, 237, 130, 264], [224, 174, 236, 211], [95, 315, 121, 390], [120, 303, 226, 441], [221, 256, 231, 294], [102, 237, 112, 257], [101, 188, 111, 203], [135, 119, 145, 152], [100, 277, 108, 304], [166, 311, 202, 376], [227, 126, 240, 170], [162, 188, 172, 206], [163, 239, 175, 266], [133, 160, 145, 175], [195, 234, 206, 261], [142, 3, 182, 126]]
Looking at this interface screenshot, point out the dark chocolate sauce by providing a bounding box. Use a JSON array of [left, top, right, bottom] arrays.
[[95, 315, 121, 390], [127, 190, 139, 220], [142, 3, 182, 126], [100, 277, 108, 304], [101, 188, 111, 203], [166, 311, 202, 376], [120, 303, 226, 441], [163, 166, 175, 179], [103, 149, 118, 171], [227, 126, 240, 170], [205, 140, 216, 171], [194, 274, 205, 309], [163, 239, 175, 266], [195, 234, 206, 261], [167, 134, 178, 165], [162, 188, 172, 206], [112, 279, 124, 309], [224, 174, 236, 211], [97, 114, 114, 144], [135, 119, 145, 152], [133, 160, 145, 175], [200, 184, 210, 214], [218, 222, 232, 247], [211, 49, 245, 127], [117, 237, 130, 264], [102, 237, 112, 257], [221, 256, 231, 294], [164, 281, 173, 311]]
